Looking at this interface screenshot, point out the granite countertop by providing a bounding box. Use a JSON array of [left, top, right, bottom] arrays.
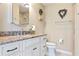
[[0, 34, 47, 45]]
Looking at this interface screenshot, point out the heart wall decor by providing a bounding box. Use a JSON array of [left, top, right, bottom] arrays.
[[58, 9, 67, 19]]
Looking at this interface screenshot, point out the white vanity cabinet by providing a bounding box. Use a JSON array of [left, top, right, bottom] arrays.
[[0, 35, 47, 56], [2, 41, 22, 56], [0, 48, 1, 56], [0, 45, 2, 56]]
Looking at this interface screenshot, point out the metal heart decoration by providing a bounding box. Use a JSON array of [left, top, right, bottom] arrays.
[[58, 9, 67, 19]]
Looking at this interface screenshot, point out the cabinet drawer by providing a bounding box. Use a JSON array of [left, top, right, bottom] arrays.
[[30, 37, 40, 44], [2, 41, 22, 56]]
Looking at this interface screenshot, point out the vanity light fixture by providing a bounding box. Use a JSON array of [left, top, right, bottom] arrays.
[[24, 4, 29, 8]]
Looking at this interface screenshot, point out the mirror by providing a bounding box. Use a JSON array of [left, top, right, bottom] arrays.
[[12, 3, 29, 26]]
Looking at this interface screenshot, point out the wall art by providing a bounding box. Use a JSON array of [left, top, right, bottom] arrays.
[[58, 9, 67, 19]]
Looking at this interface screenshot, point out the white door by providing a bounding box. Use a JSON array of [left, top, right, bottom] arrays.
[[2, 41, 22, 56]]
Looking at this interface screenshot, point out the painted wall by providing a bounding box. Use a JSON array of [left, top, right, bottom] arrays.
[[44, 3, 74, 53], [0, 3, 21, 31], [28, 3, 45, 34], [75, 4, 79, 55]]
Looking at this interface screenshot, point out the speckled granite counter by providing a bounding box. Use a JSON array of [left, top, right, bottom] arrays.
[[0, 34, 47, 45]]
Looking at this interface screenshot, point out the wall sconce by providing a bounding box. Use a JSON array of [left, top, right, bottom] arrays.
[[39, 9, 44, 21]]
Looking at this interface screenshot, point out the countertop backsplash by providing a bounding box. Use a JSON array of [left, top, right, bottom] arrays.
[[0, 31, 32, 36]]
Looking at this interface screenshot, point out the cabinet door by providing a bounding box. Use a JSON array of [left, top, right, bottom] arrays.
[[23, 46, 32, 56], [23, 43, 41, 56], [23, 39, 32, 56], [23, 37, 41, 56], [31, 43, 41, 56], [2, 41, 22, 56]]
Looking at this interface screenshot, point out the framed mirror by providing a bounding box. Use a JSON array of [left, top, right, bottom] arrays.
[[12, 3, 29, 26]]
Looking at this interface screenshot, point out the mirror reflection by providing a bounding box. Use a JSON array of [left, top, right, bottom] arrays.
[[12, 3, 29, 26]]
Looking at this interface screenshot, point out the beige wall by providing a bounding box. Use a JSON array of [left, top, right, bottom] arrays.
[[28, 3, 45, 34], [0, 3, 21, 31], [44, 3, 74, 53], [75, 4, 79, 55]]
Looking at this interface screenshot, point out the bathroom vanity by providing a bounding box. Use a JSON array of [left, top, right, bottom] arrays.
[[0, 34, 47, 56]]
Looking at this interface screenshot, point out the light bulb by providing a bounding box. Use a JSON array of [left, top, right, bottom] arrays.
[[24, 4, 29, 8]]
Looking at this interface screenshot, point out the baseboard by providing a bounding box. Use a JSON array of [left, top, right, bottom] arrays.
[[56, 48, 72, 56]]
